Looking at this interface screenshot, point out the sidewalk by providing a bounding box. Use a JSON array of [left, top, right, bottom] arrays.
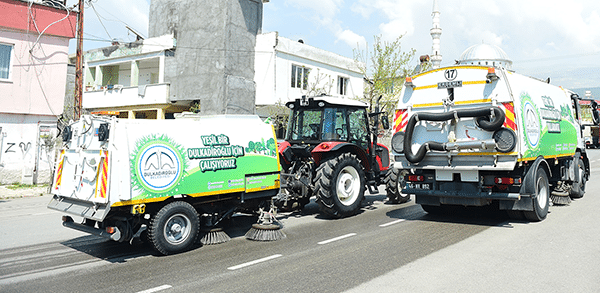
[[0, 185, 50, 199]]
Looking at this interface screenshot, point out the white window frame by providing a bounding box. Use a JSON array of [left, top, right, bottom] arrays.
[[291, 64, 310, 90], [0, 42, 14, 82], [338, 76, 349, 95]]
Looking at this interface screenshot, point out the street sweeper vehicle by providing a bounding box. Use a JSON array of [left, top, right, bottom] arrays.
[[276, 95, 407, 218], [390, 65, 594, 221], [48, 114, 283, 255], [577, 98, 600, 148]]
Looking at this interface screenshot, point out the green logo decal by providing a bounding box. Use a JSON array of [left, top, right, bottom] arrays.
[[521, 93, 541, 150], [131, 134, 188, 198]]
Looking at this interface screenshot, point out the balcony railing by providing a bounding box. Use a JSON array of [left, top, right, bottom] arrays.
[[83, 83, 170, 109]]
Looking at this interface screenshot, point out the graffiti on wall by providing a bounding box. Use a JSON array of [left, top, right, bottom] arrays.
[[0, 124, 57, 184]]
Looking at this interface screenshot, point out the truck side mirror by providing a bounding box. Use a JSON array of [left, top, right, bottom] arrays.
[[381, 115, 390, 130]]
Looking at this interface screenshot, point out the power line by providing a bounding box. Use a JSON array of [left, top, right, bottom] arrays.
[[88, 1, 112, 41]]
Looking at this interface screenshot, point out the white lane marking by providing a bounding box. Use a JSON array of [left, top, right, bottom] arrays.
[[136, 285, 173, 293], [379, 219, 406, 227], [227, 254, 283, 271], [317, 233, 357, 245]]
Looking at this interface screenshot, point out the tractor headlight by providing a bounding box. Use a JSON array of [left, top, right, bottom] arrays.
[[391, 131, 405, 153]]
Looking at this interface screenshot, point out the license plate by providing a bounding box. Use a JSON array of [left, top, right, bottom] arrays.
[[437, 81, 462, 89], [406, 182, 432, 190]]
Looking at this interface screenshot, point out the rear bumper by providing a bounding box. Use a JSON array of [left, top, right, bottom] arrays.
[[47, 195, 111, 222], [62, 216, 121, 241]]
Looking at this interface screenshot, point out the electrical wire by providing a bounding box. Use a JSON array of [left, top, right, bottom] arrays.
[[88, 0, 113, 41]]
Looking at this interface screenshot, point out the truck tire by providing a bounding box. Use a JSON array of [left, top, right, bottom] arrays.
[[570, 155, 586, 199], [315, 153, 366, 218], [385, 168, 410, 204], [149, 201, 199, 255], [523, 168, 550, 222]]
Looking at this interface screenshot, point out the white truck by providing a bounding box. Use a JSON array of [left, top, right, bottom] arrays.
[[577, 98, 600, 148], [390, 66, 592, 221], [48, 114, 281, 254]]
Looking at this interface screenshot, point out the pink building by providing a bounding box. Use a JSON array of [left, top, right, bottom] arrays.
[[0, 0, 76, 184]]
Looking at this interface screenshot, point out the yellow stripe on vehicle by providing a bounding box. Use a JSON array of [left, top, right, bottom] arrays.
[[413, 98, 492, 108], [410, 65, 490, 79], [519, 153, 575, 162]]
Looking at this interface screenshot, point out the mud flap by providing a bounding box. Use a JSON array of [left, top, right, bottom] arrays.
[[500, 157, 549, 211]]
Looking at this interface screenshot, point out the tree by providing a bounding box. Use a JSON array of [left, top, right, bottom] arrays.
[[305, 68, 335, 97], [354, 35, 416, 120]]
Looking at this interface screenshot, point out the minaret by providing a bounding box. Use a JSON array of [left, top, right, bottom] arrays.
[[430, 0, 442, 69]]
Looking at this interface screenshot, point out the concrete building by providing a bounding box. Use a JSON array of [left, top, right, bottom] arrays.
[[0, 0, 76, 184], [148, 0, 265, 115], [82, 0, 266, 117], [255, 32, 363, 106], [81, 34, 187, 119]]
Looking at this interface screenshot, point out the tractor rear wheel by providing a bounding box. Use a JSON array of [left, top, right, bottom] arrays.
[[385, 168, 410, 204], [315, 153, 365, 218]]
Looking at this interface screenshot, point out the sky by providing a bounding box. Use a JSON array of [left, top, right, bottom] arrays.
[[66, 0, 600, 94]]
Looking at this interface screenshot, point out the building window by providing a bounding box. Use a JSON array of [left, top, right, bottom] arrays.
[[291, 64, 310, 90], [338, 76, 349, 95], [0, 43, 13, 80]]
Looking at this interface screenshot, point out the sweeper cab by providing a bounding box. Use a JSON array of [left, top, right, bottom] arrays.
[[49, 114, 283, 255], [390, 66, 595, 221]]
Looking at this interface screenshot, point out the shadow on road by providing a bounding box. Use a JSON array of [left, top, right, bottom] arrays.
[[60, 235, 156, 262], [385, 203, 515, 228]]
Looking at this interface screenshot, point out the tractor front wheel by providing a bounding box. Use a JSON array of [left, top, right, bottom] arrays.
[[315, 153, 366, 218]]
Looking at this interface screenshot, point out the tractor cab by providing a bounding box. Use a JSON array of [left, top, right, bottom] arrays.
[[285, 96, 371, 148]]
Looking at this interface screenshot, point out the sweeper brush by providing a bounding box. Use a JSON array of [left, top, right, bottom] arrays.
[[245, 207, 285, 241], [199, 227, 231, 245], [550, 183, 571, 206]]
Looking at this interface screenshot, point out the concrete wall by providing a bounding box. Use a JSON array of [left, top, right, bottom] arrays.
[[0, 113, 58, 185], [148, 0, 263, 115]]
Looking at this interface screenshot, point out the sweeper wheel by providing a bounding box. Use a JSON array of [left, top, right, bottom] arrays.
[[570, 155, 586, 199], [149, 201, 199, 255], [523, 167, 550, 222]]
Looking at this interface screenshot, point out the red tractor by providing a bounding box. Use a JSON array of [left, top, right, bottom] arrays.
[[276, 95, 408, 218]]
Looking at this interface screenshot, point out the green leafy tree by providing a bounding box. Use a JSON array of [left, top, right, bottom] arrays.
[[354, 35, 416, 120]]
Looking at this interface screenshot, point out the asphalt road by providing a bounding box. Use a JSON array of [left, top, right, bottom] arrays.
[[1, 151, 600, 292]]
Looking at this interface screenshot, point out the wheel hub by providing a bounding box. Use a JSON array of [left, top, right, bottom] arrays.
[[336, 166, 360, 205], [165, 215, 190, 244]]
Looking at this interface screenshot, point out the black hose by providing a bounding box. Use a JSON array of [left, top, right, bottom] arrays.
[[403, 106, 505, 164]]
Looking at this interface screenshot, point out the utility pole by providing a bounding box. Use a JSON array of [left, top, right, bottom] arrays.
[[74, 0, 84, 120]]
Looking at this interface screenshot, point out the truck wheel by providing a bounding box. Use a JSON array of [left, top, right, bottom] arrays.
[[315, 153, 366, 218], [149, 201, 199, 255], [523, 168, 550, 222], [385, 168, 410, 204], [570, 155, 586, 199]]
